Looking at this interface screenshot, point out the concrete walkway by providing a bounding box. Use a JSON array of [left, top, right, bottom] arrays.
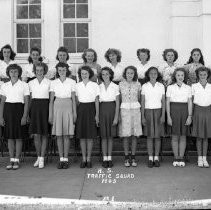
[[0, 156, 211, 209]]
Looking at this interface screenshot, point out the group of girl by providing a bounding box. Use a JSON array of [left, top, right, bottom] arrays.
[[0, 44, 210, 170]]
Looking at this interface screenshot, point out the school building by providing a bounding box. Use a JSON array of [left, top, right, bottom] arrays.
[[0, 0, 211, 69]]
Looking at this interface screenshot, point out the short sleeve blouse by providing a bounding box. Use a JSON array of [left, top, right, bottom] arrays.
[[99, 82, 119, 102]]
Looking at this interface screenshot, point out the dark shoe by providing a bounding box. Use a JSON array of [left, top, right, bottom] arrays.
[[12, 162, 20, 170], [154, 160, 160, 167], [57, 161, 63, 169], [108, 161, 113, 168], [86, 161, 92, 168], [148, 160, 153, 168], [102, 161, 108, 168], [80, 161, 86, 168], [6, 162, 14, 170], [63, 161, 69, 169]]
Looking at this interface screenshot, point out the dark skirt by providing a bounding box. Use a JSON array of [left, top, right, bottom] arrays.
[[144, 108, 164, 138], [99, 102, 117, 138], [112, 81, 120, 85], [3, 103, 27, 139], [29, 99, 49, 135], [169, 102, 190, 136], [76, 102, 97, 139], [192, 105, 211, 138]]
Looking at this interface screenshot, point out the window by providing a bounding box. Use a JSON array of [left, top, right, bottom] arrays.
[[14, 0, 42, 54], [62, 0, 90, 53]]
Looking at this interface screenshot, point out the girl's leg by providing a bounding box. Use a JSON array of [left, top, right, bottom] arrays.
[[57, 136, 64, 159], [196, 138, 203, 167], [179, 136, 186, 159], [80, 139, 87, 162], [131, 136, 137, 156], [15, 139, 23, 159], [171, 135, 179, 159], [34, 134, 41, 157], [8, 139, 15, 158], [147, 138, 153, 160], [107, 138, 113, 160], [202, 138, 209, 167], [63, 135, 70, 159], [154, 138, 161, 160], [41, 135, 48, 158], [102, 138, 108, 161], [123, 137, 129, 156], [87, 139, 93, 162]]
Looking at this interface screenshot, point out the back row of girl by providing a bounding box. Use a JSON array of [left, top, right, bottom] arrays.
[[0, 60, 210, 170]]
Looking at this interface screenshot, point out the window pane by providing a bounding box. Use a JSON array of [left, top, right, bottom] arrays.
[[64, 38, 76, 53], [17, 5, 28, 19], [77, 23, 88, 37], [29, 24, 41, 38], [63, 4, 75, 18], [77, 38, 88, 52], [29, 5, 41, 18], [30, 39, 41, 49], [17, 24, 28, 38], [29, 0, 41, 4], [17, 39, 28, 53], [77, 0, 88, 3], [76, 4, 88, 18], [17, 0, 28, 4], [64, 0, 75, 3], [64, 23, 75, 37]]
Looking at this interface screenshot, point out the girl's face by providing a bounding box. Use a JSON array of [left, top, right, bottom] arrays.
[[175, 70, 184, 83], [85, 51, 95, 63], [58, 51, 68, 63], [166, 51, 175, 63], [126, 68, 135, 82], [109, 53, 117, 63], [138, 52, 148, 62], [101, 70, 111, 82], [3, 48, 11, 60], [198, 71, 208, 83], [9, 69, 19, 80], [192, 51, 201, 63], [149, 69, 158, 82], [81, 69, 89, 81], [31, 50, 40, 63], [58, 67, 67, 78], [35, 66, 44, 77]]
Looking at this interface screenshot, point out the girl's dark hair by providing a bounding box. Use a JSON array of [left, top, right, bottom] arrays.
[[136, 48, 150, 61], [55, 62, 70, 78], [0, 44, 16, 60], [195, 66, 211, 80], [6, 63, 22, 78], [82, 48, 97, 63], [144, 66, 162, 82], [171, 67, 188, 84], [123, 65, 138, 82], [28, 47, 43, 64], [104, 48, 122, 63], [33, 62, 48, 75], [78, 65, 94, 81], [56, 46, 69, 61], [99, 67, 114, 82], [162, 48, 178, 62], [187, 48, 205, 65]]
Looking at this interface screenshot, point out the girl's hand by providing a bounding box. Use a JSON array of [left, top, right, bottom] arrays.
[[21, 116, 27, 126], [48, 115, 53, 125], [167, 116, 172, 126], [185, 116, 192, 126], [142, 117, 146, 126], [112, 117, 118, 126], [73, 113, 77, 124], [95, 115, 99, 127], [0, 118, 5, 126], [160, 115, 165, 124]]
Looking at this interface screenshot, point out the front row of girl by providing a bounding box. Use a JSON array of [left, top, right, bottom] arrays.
[[0, 63, 210, 170]]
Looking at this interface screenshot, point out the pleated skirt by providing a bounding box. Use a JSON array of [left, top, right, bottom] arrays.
[[29, 99, 49, 135], [99, 101, 117, 138], [52, 98, 74, 136], [169, 102, 190, 136], [192, 105, 211, 138], [3, 103, 27, 139], [144, 108, 164, 138], [76, 102, 97, 139]]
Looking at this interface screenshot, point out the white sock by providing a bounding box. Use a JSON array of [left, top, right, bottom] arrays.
[[60, 157, 64, 162], [149, 156, 153, 161], [10, 158, 15, 162], [39, 157, 44, 162], [154, 156, 159, 161], [64, 158, 68, 162], [103, 156, 108, 161], [198, 156, 202, 161], [14, 158, 19, 163], [107, 156, 112, 161], [202, 156, 207, 161]]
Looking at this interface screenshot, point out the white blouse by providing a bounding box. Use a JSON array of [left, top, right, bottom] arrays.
[[50, 78, 76, 98], [29, 78, 51, 99], [136, 62, 152, 79], [108, 63, 124, 82], [0, 60, 15, 79], [166, 83, 192, 103], [1, 79, 30, 103], [76, 81, 100, 103], [141, 82, 165, 109], [192, 82, 211, 106], [99, 82, 119, 102]]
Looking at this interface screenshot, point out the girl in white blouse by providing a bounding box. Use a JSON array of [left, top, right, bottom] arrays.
[[28, 62, 51, 169], [49, 62, 76, 169], [166, 68, 192, 167], [191, 67, 211, 168], [76, 66, 100, 168], [99, 67, 120, 168], [0, 64, 29, 170]]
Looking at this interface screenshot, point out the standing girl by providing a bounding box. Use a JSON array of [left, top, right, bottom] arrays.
[[76, 66, 100, 168], [191, 67, 211, 168], [28, 62, 50, 169], [49, 62, 76, 169], [0, 64, 29, 170], [141, 67, 165, 167], [0, 44, 16, 83], [166, 68, 192, 167], [99, 67, 120, 168], [104, 48, 124, 84], [119, 66, 142, 167]]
